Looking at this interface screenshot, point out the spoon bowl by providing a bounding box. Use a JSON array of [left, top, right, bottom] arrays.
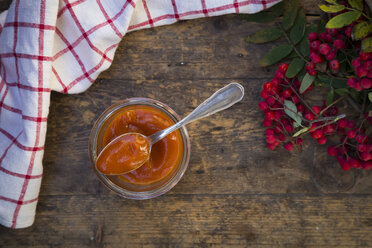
[[96, 83, 244, 175]]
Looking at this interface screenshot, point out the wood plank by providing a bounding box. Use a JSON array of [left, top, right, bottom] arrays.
[[1, 195, 372, 247]]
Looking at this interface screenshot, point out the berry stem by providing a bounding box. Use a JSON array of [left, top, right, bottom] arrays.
[[344, 7, 372, 21], [319, 96, 345, 115], [345, 94, 362, 113], [286, 79, 318, 116], [299, 114, 346, 137], [361, 92, 367, 118]]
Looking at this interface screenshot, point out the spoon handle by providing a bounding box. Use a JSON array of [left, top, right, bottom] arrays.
[[149, 83, 244, 144]]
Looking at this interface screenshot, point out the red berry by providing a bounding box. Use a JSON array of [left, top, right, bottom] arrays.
[[284, 124, 293, 133], [267, 143, 277, 150], [337, 119, 347, 129], [327, 28, 338, 36], [295, 138, 303, 146], [263, 82, 272, 91], [319, 32, 327, 41], [354, 81, 363, 91], [278, 133, 286, 141], [360, 152, 372, 161], [347, 120, 355, 128], [305, 112, 315, 120], [333, 39, 344, 50], [352, 57, 361, 68], [282, 89, 292, 98], [330, 60, 340, 70], [317, 136, 327, 145], [279, 63, 288, 73], [308, 69, 317, 76], [261, 90, 269, 99], [259, 101, 268, 111], [265, 128, 275, 136], [356, 134, 366, 143], [311, 129, 323, 139], [266, 134, 276, 144], [312, 106, 321, 114], [265, 111, 275, 121], [306, 62, 315, 70], [283, 142, 293, 151], [319, 43, 331, 55], [350, 159, 361, 169], [297, 104, 305, 113], [325, 51, 336, 61], [263, 119, 272, 127], [347, 129, 357, 139], [328, 146, 338, 156], [362, 161, 372, 170], [347, 78, 357, 88], [308, 32, 317, 41], [336, 156, 351, 170], [361, 78, 372, 89], [345, 26, 353, 37], [292, 96, 300, 104], [275, 70, 285, 79], [267, 96, 276, 106], [356, 66, 368, 77], [311, 53, 323, 64], [324, 124, 335, 134], [364, 60, 372, 70], [310, 41, 320, 51], [359, 52, 370, 61]]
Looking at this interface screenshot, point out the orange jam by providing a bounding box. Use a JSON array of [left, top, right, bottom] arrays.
[[101, 105, 183, 185], [96, 133, 150, 175]]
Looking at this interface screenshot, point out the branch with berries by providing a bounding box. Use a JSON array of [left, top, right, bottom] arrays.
[[242, 0, 372, 171]]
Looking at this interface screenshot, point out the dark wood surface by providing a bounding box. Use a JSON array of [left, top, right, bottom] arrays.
[[1, 0, 372, 247]]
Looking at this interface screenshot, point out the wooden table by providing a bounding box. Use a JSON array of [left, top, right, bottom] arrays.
[[1, 1, 372, 247]]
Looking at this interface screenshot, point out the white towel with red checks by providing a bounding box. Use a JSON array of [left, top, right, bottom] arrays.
[[0, 0, 280, 228]]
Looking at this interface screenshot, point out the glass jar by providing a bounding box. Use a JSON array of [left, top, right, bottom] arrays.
[[89, 98, 190, 199]]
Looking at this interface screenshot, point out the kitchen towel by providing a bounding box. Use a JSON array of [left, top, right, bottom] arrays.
[[0, 0, 280, 228]]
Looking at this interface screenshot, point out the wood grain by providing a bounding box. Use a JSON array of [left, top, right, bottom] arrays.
[[0, 0, 372, 247]]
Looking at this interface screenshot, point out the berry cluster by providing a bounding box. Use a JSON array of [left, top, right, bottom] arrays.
[[348, 52, 372, 91], [259, 63, 372, 171], [327, 115, 372, 170], [307, 28, 346, 76], [259, 63, 312, 151]]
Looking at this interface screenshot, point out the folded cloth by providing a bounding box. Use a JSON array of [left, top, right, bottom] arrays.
[[0, 0, 280, 228]]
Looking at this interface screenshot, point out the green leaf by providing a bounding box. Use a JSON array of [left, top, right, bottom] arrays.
[[293, 127, 309, 137], [369, 92, 372, 102], [300, 73, 315, 93], [246, 27, 282, 44], [287, 51, 299, 59], [348, 0, 364, 11], [326, 89, 334, 106], [325, 0, 337, 3], [317, 74, 347, 88], [240, 12, 275, 23], [319, 4, 345, 13], [284, 100, 302, 125], [335, 88, 349, 96], [269, 2, 284, 17], [352, 22, 372, 40], [260, 44, 293, 67], [299, 23, 317, 58], [282, 0, 300, 30], [290, 9, 306, 44], [286, 58, 305, 78], [362, 37, 372, 52], [326, 11, 361, 28]]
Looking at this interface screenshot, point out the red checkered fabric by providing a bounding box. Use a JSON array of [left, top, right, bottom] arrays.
[[0, 0, 280, 228]]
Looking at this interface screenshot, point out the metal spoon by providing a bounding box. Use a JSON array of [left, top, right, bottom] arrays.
[[96, 83, 245, 175]]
